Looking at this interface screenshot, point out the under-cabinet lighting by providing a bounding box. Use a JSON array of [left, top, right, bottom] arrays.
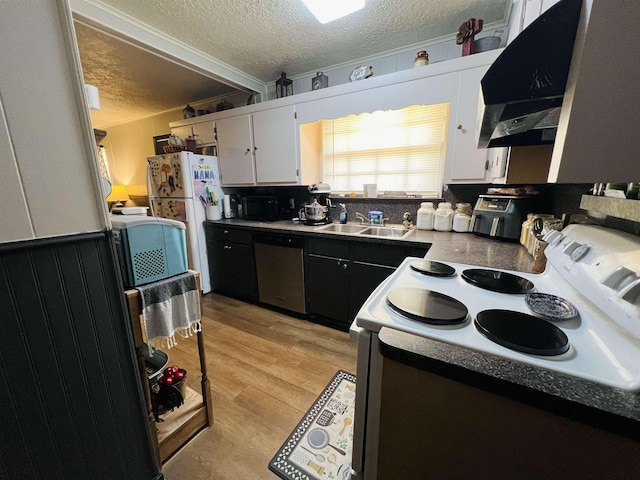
[[301, 0, 365, 24]]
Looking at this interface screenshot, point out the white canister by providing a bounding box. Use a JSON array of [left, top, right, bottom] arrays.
[[452, 205, 471, 232], [434, 202, 453, 232], [416, 202, 435, 230]]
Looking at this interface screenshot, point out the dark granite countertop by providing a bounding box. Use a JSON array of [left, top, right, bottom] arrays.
[[205, 219, 535, 272]]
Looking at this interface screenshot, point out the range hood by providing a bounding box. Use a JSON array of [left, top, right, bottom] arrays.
[[478, 0, 583, 148]]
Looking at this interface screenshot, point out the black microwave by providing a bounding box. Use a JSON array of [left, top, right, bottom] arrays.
[[240, 195, 278, 221]]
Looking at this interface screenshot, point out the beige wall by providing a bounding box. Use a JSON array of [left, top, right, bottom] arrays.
[[99, 109, 182, 197]]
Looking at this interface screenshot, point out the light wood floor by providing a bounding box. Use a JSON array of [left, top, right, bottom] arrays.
[[161, 293, 358, 480]]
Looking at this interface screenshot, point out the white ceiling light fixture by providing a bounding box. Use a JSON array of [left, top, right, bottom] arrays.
[[302, 0, 365, 24]]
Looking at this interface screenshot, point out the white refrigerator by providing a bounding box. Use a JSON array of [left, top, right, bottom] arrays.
[[147, 151, 224, 294]]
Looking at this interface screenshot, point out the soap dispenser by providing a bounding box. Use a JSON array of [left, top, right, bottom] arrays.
[[339, 203, 347, 224]]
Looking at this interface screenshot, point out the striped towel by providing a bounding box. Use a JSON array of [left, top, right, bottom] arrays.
[[136, 271, 201, 349]]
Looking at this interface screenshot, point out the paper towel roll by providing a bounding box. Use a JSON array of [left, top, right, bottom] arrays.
[[223, 194, 232, 218]]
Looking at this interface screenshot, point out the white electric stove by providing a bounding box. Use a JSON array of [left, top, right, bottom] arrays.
[[350, 224, 640, 479]]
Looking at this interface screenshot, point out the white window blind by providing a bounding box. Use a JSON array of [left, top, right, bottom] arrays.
[[320, 104, 449, 196]]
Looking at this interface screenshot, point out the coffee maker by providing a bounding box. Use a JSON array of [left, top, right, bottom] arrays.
[[303, 184, 332, 226]]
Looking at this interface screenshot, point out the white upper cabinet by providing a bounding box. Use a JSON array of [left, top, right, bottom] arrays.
[[253, 106, 298, 184], [216, 114, 256, 186], [170, 118, 216, 147], [216, 105, 303, 186], [209, 50, 502, 188], [444, 66, 492, 184]]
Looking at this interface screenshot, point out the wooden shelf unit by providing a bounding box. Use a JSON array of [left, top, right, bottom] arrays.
[[124, 271, 213, 466]]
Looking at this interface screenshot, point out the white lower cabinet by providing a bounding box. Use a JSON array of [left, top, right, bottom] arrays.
[[217, 105, 305, 186]]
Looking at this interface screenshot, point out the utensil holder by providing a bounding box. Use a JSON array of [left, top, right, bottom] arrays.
[[206, 204, 222, 220]]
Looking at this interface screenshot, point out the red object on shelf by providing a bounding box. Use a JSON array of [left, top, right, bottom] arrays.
[[457, 18, 484, 56]]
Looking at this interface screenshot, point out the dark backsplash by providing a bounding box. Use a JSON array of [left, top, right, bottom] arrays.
[[223, 184, 639, 235]]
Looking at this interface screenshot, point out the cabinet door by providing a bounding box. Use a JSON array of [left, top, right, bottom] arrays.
[[445, 66, 491, 184], [306, 254, 349, 324], [349, 261, 396, 321], [170, 125, 194, 143], [191, 121, 216, 146], [209, 240, 257, 300], [216, 114, 256, 185], [253, 105, 298, 184]]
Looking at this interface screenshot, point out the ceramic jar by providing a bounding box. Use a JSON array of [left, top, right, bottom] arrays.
[[414, 50, 429, 67], [434, 202, 453, 231], [452, 203, 472, 232], [416, 202, 435, 230]]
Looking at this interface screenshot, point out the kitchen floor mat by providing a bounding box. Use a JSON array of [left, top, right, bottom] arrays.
[[269, 370, 356, 480]]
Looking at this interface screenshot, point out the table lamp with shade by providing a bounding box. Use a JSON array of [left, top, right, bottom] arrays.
[[106, 185, 130, 210]]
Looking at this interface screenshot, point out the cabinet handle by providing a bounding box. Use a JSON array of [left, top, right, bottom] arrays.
[[224, 245, 232, 250], [254, 146, 258, 152], [342, 263, 348, 269], [245, 148, 250, 154], [457, 124, 463, 130], [223, 229, 229, 234]]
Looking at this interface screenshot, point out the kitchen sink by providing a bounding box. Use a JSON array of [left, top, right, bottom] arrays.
[[359, 226, 412, 238], [315, 224, 367, 234]]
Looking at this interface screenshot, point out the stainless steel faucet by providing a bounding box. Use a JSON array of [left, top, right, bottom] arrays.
[[355, 212, 368, 224]]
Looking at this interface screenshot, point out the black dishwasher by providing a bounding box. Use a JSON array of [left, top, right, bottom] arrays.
[[253, 233, 306, 314]]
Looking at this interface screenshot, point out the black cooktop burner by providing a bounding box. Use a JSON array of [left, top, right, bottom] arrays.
[[386, 288, 468, 325], [462, 269, 535, 294], [410, 260, 456, 277], [475, 309, 570, 356]]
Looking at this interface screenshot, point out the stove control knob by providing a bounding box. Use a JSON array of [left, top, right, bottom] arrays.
[[619, 278, 640, 306], [601, 267, 638, 291], [543, 230, 564, 246], [570, 244, 591, 262], [562, 241, 581, 257]]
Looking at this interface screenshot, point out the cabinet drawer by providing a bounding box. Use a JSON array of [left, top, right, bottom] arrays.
[[352, 242, 428, 267], [207, 225, 253, 244], [306, 237, 349, 258]]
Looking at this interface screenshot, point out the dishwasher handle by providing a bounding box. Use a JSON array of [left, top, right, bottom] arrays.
[[253, 233, 304, 248]]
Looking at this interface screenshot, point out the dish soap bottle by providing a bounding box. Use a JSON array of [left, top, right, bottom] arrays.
[[339, 203, 347, 224], [416, 202, 435, 230]]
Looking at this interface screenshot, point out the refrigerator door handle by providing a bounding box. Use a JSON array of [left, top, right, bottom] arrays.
[[147, 161, 157, 218]]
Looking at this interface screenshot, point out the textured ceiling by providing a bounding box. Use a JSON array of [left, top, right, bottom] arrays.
[[75, 0, 511, 128]]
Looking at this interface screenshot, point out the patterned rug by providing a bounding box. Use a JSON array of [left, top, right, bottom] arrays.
[[269, 370, 356, 480]]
